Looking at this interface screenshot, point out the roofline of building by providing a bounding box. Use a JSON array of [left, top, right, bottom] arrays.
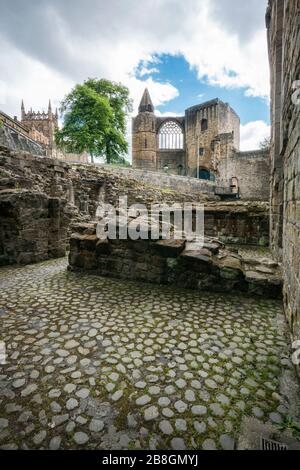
[[0, 109, 30, 134], [185, 98, 240, 119]]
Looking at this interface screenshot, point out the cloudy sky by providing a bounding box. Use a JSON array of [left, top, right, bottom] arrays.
[[0, 0, 270, 154]]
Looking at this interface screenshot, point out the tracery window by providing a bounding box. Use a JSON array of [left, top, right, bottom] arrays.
[[158, 121, 184, 150]]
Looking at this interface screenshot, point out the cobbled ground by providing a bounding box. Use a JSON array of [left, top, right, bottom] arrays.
[[0, 258, 292, 450]]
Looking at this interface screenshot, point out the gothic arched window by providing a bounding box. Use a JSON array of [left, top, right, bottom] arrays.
[[158, 121, 184, 150]]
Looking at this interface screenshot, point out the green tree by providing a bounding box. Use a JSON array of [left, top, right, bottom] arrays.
[[56, 78, 132, 164]]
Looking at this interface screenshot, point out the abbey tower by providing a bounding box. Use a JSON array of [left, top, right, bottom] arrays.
[[132, 89, 157, 170]]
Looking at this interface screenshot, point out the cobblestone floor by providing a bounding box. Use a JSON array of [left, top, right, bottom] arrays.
[[0, 258, 293, 450]]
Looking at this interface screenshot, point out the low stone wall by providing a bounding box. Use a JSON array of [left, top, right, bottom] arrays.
[[0, 147, 217, 214], [68, 223, 282, 298], [0, 190, 70, 265], [99, 164, 216, 195], [204, 201, 269, 246]]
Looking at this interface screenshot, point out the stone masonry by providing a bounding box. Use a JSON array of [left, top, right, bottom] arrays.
[[0, 190, 70, 266], [0, 146, 270, 267], [1, 4, 300, 452], [267, 0, 300, 359], [69, 222, 281, 298], [132, 89, 270, 201]]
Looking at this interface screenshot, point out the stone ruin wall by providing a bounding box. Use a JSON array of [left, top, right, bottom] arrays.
[[267, 0, 300, 348], [69, 223, 281, 299], [0, 191, 69, 266], [0, 146, 270, 266], [217, 149, 270, 201], [185, 103, 220, 175]]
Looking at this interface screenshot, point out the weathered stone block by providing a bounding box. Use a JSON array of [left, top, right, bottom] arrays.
[[95, 239, 111, 256], [152, 239, 186, 258]]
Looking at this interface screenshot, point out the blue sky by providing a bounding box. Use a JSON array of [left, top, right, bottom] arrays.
[[136, 54, 270, 125]]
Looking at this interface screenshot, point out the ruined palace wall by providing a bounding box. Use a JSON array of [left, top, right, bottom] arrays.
[[185, 100, 240, 177], [217, 150, 270, 201], [156, 150, 186, 174], [0, 147, 270, 267], [281, 0, 300, 343], [268, 0, 300, 345], [0, 191, 69, 265], [69, 225, 280, 298], [105, 164, 216, 195], [267, 0, 285, 254], [185, 101, 220, 176]]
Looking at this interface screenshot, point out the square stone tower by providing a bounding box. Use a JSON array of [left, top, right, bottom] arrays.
[[21, 100, 58, 150]]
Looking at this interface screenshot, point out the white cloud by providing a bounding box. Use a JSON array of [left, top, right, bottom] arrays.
[[0, 0, 271, 162], [240, 120, 270, 151], [127, 76, 179, 115], [0, 0, 270, 121], [0, 36, 73, 117], [138, 67, 160, 77]]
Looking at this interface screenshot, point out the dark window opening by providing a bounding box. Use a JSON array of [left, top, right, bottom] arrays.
[[197, 168, 215, 182], [201, 119, 208, 131], [199, 147, 204, 156], [144, 138, 147, 149], [177, 164, 184, 176]]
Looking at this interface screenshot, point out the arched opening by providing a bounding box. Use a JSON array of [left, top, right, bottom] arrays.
[[231, 177, 239, 194], [201, 118, 208, 131], [197, 168, 215, 181], [177, 164, 184, 176], [159, 121, 184, 149]]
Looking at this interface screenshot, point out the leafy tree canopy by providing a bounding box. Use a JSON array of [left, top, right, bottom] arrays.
[[55, 78, 133, 164]]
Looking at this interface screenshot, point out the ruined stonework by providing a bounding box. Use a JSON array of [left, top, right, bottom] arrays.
[[0, 147, 269, 264], [132, 89, 270, 200], [0, 190, 69, 265], [217, 149, 270, 200], [0, 145, 269, 238], [267, 0, 300, 347], [68, 223, 281, 298]]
